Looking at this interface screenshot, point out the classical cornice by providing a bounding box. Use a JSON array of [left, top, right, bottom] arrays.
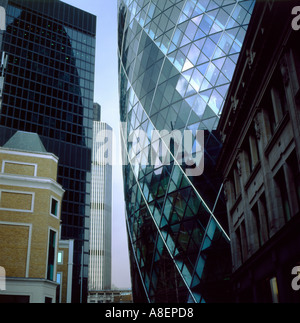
[[0, 148, 58, 163], [0, 173, 65, 197]]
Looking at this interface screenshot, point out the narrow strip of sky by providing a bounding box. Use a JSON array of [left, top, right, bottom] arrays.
[[62, 0, 131, 290]]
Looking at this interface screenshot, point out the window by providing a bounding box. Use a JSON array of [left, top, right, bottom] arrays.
[[269, 277, 279, 303], [235, 220, 247, 266], [233, 167, 241, 200], [47, 230, 56, 281], [244, 125, 260, 174], [51, 197, 59, 217], [240, 220, 248, 263], [259, 193, 270, 240], [57, 251, 63, 265], [249, 132, 260, 169], [251, 194, 270, 249], [57, 272, 62, 284], [270, 67, 288, 123], [286, 151, 300, 207], [235, 228, 243, 264], [56, 272, 62, 303], [266, 102, 276, 137], [263, 67, 288, 139], [275, 168, 291, 222], [243, 140, 252, 176], [252, 202, 262, 248]]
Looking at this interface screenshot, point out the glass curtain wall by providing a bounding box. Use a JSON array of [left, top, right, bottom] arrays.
[[0, 0, 96, 302], [118, 0, 254, 303]]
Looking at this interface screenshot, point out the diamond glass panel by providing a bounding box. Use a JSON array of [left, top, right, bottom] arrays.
[[118, 0, 255, 303]]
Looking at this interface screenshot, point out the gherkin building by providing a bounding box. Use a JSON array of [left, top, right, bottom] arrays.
[[118, 0, 254, 303]]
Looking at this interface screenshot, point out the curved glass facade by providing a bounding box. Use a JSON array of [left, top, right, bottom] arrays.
[[118, 0, 254, 303]]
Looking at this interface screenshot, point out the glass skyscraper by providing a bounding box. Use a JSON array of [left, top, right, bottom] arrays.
[[0, 0, 96, 302], [118, 0, 254, 302]]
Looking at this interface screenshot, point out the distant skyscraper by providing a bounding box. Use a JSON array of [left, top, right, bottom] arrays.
[[118, 0, 254, 302], [0, 0, 96, 302], [88, 104, 112, 296]]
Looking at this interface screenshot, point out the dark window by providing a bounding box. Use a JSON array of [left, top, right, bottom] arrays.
[[47, 230, 56, 281], [233, 167, 241, 200], [272, 67, 288, 118], [259, 193, 269, 240], [245, 125, 260, 173], [252, 202, 262, 248], [263, 67, 288, 139], [51, 198, 58, 217], [275, 168, 291, 222], [235, 220, 247, 265], [287, 151, 300, 207], [235, 227, 243, 265]]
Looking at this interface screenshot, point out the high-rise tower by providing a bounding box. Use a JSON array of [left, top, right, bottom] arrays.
[[88, 104, 112, 298], [118, 0, 254, 303], [0, 0, 96, 302]]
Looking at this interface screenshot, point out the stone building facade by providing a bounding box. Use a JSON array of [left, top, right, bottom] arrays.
[[217, 0, 300, 302], [0, 131, 65, 303]]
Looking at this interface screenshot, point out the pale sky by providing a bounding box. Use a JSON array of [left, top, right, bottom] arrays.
[[62, 0, 131, 290]]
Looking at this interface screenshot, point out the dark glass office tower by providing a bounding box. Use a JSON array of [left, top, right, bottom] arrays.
[[118, 0, 254, 303], [0, 0, 96, 302]]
